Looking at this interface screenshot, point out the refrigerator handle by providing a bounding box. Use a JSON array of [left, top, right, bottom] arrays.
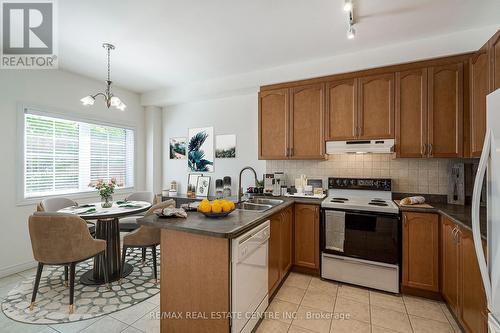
[[472, 128, 492, 305]]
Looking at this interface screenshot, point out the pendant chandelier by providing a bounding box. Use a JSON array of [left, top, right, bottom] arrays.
[[80, 43, 127, 111]]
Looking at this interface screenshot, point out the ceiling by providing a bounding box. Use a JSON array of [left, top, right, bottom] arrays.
[[58, 0, 500, 93]]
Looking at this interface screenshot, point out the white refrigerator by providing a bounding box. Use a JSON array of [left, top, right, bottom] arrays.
[[472, 89, 500, 332]]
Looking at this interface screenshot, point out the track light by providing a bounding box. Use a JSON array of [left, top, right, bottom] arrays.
[[347, 25, 355, 39], [344, 0, 353, 12]]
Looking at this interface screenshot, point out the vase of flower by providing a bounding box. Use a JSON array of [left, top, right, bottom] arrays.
[[90, 178, 118, 208]]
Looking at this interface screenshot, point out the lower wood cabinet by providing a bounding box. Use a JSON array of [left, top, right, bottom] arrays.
[[402, 212, 440, 292], [441, 216, 461, 313], [268, 205, 293, 295], [294, 203, 320, 271]]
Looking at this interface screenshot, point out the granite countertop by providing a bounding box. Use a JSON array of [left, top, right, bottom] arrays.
[[138, 197, 322, 239], [396, 201, 487, 239]]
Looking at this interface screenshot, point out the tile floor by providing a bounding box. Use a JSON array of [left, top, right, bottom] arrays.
[[0, 269, 463, 333], [257, 273, 463, 333], [0, 268, 160, 333]]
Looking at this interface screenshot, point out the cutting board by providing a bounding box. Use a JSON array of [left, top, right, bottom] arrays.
[[394, 200, 434, 209]]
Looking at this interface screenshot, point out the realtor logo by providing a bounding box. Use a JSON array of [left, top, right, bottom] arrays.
[[1, 0, 57, 68]]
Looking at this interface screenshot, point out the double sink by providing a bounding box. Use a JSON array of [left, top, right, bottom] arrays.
[[236, 198, 284, 212]]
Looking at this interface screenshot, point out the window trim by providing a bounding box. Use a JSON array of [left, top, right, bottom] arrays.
[[17, 104, 137, 206]]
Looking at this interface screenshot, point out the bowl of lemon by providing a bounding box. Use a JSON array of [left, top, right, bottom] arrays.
[[198, 199, 236, 218]]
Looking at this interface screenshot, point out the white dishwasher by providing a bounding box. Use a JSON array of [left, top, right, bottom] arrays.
[[231, 220, 270, 333]]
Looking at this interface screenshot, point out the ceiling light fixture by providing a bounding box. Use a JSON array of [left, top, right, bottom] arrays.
[[80, 43, 127, 111], [344, 1, 356, 40]]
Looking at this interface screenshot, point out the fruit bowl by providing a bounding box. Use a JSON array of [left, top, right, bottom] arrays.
[[200, 209, 236, 218]]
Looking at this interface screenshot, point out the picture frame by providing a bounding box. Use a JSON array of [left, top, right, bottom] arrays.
[[169, 137, 187, 159], [187, 173, 202, 191], [188, 127, 214, 172], [215, 134, 236, 158], [196, 176, 211, 197]]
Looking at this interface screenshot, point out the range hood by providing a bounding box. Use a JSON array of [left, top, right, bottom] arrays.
[[326, 139, 395, 154]]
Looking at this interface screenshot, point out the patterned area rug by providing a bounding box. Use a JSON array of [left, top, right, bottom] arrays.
[[2, 247, 160, 324]]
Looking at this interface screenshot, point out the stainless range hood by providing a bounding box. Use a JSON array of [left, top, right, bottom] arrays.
[[326, 139, 395, 154]]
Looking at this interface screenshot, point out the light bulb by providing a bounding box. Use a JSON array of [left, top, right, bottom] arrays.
[[110, 96, 121, 107], [116, 102, 127, 111], [344, 0, 353, 12], [80, 95, 95, 106], [347, 26, 355, 39]]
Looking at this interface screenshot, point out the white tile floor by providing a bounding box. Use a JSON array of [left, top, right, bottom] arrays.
[[257, 273, 463, 333], [0, 269, 463, 333], [0, 268, 160, 333]]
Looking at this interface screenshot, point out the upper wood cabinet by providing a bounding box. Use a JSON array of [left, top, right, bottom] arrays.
[[402, 212, 439, 292], [395, 69, 428, 158], [259, 89, 289, 159], [470, 49, 490, 157], [490, 30, 500, 91], [259, 85, 325, 160], [294, 203, 320, 272], [358, 73, 395, 139], [325, 79, 358, 140], [290, 84, 325, 159], [441, 216, 461, 314], [428, 63, 464, 158]]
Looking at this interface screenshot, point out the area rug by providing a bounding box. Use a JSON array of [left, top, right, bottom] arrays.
[[2, 247, 160, 324]]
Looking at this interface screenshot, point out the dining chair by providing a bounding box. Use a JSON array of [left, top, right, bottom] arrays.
[[118, 191, 155, 232], [38, 197, 96, 235], [28, 212, 109, 314], [120, 199, 174, 283]]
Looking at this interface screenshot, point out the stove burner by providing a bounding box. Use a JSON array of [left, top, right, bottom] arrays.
[[369, 202, 389, 207], [371, 199, 386, 203], [331, 200, 346, 203], [332, 197, 349, 201]]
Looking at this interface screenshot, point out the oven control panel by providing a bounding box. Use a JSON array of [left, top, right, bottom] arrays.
[[328, 178, 392, 191]]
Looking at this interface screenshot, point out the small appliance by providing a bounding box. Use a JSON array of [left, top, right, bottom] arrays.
[[326, 139, 395, 154]]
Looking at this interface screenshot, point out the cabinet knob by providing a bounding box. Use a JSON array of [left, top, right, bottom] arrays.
[[429, 143, 433, 156]]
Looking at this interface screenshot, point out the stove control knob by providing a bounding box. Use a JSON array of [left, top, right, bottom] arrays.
[[343, 179, 348, 186]]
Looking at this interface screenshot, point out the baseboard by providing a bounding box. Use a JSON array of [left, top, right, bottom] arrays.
[[291, 265, 320, 277], [0, 260, 37, 278], [401, 285, 443, 301]]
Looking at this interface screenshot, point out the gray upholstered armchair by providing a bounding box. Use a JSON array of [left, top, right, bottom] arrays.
[[28, 212, 109, 314], [38, 197, 96, 235], [118, 191, 155, 232]]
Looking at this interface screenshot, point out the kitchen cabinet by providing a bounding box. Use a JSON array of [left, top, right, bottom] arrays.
[[294, 203, 320, 271], [441, 216, 461, 314], [402, 212, 439, 292], [490, 30, 500, 91], [290, 84, 325, 159], [268, 206, 294, 296], [428, 63, 464, 157], [258, 85, 325, 160], [259, 89, 289, 159], [470, 48, 490, 157], [358, 73, 395, 139], [395, 69, 428, 157], [325, 78, 358, 140], [460, 228, 488, 333]]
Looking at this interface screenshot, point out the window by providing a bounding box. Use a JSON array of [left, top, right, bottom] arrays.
[[23, 110, 134, 199]]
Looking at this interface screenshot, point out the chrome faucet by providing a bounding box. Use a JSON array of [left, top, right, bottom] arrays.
[[238, 166, 259, 202]]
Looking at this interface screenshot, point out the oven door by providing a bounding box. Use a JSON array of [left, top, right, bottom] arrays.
[[321, 208, 400, 265]]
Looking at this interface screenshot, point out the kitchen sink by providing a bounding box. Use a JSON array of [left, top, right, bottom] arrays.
[[246, 198, 284, 206], [236, 202, 273, 212]]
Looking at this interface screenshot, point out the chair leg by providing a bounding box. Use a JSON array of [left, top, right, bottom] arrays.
[[68, 263, 76, 314], [30, 262, 43, 311], [141, 248, 146, 264], [100, 251, 110, 289], [151, 246, 158, 283], [63, 265, 68, 287], [120, 246, 127, 283]]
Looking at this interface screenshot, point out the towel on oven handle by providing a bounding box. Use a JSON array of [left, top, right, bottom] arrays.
[[325, 210, 345, 252]]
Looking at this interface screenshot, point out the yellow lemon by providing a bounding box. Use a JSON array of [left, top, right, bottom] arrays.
[[212, 199, 220, 206], [228, 201, 235, 210], [221, 201, 232, 212], [201, 198, 210, 204], [198, 202, 211, 213], [211, 202, 223, 214]]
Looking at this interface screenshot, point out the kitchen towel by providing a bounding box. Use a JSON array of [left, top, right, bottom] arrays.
[[325, 210, 345, 252]]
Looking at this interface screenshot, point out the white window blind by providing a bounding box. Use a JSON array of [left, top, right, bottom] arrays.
[[24, 111, 135, 198]]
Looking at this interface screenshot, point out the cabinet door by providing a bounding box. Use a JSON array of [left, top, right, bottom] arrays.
[[490, 30, 500, 91], [326, 79, 358, 140], [268, 213, 281, 295], [402, 212, 439, 292], [460, 229, 488, 333], [259, 89, 289, 159], [395, 69, 428, 158], [441, 217, 460, 314], [280, 207, 293, 276], [294, 204, 320, 270], [428, 63, 464, 157], [290, 84, 325, 159], [470, 50, 489, 157], [358, 73, 395, 139]]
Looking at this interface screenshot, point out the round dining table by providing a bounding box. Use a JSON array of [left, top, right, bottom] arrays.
[[58, 200, 152, 285]]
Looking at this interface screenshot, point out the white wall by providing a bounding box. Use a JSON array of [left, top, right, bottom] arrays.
[[144, 106, 163, 194], [0, 70, 145, 277], [162, 93, 265, 197]]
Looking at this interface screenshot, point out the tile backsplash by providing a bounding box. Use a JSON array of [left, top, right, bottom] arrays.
[[265, 154, 453, 194]]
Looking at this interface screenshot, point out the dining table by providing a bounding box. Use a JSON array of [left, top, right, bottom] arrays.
[[58, 200, 152, 285]]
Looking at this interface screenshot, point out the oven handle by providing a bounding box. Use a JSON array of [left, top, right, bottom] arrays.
[[323, 253, 398, 269], [336, 210, 399, 219]]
